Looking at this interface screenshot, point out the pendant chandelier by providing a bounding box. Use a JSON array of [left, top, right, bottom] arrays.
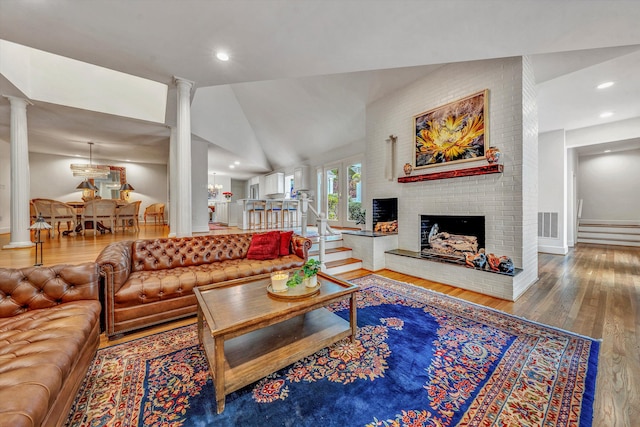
[[70, 142, 110, 178]]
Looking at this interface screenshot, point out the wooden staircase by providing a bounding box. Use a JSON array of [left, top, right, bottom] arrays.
[[308, 234, 363, 275], [577, 221, 640, 247]]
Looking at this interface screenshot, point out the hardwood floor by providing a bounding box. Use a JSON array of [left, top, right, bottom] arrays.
[[1, 226, 637, 426]]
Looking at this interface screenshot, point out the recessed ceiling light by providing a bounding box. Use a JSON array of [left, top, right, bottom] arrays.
[[597, 81, 614, 89], [600, 111, 614, 118], [604, 150, 612, 153], [229, 165, 235, 169], [216, 51, 229, 61], [234, 161, 240, 165]]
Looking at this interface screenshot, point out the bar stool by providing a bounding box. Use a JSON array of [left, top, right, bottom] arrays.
[[283, 200, 299, 228], [248, 201, 267, 229], [267, 200, 284, 229]]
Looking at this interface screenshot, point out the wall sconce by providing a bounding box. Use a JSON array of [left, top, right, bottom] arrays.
[[120, 182, 135, 201], [385, 134, 397, 181], [29, 214, 52, 266], [76, 179, 98, 201]]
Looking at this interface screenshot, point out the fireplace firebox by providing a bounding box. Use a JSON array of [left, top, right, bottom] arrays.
[[372, 198, 398, 233], [420, 215, 485, 261]]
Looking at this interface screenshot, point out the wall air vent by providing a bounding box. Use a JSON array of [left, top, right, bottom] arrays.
[[538, 212, 559, 238]]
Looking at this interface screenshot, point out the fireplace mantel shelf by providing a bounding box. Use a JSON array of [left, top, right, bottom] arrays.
[[398, 163, 503, 183]]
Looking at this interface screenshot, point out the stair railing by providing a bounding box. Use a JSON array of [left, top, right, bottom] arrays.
[[300, 193, 338, 272]]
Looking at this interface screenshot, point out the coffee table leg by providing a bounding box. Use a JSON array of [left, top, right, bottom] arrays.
[[197, 307, 203, 344], [214, 336, 226, 413], [349, 293, 357, 343]]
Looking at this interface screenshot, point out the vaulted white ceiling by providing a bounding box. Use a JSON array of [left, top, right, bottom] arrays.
[[1, 1, 640, 179]]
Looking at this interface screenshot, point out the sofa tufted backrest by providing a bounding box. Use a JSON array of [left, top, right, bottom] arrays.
[[0, 262, 100, 318], [131, 234, 253, 272]]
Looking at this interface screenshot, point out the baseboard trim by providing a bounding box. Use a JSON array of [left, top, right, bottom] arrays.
[[538, 245, 568, 255]]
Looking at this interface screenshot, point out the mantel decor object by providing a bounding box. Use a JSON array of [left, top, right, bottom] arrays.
[[485, 146, 502, 164], [403, 163, 413, 176]]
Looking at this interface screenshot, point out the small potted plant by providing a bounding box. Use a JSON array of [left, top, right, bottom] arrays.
[[285, 259, 322, 289], [302, 258, 321, 288]]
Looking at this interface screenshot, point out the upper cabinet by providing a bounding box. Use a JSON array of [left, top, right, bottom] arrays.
[[264, 172, 285, 195], [293, 166, 310, 191]]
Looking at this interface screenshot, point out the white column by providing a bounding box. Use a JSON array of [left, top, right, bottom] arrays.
[[174, 77, 194, 237], [167, 126, 177, 237], [3, 96, 34, 249]]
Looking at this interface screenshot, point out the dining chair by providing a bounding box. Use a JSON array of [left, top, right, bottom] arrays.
[[116, 200, 141, 233], [144, 203, 165, 225], [30, 201, 37, 225], [82, 199, 117, 235], [32, 199, 54, 238], [50, 200, 78, 237]]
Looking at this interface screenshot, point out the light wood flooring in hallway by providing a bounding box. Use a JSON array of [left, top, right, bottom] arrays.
[[1, 225, 638, 426]]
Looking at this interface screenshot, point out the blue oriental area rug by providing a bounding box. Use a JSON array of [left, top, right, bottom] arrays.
[[66, 275, 599, 427]]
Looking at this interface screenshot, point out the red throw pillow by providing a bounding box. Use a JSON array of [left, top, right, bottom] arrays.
[[279, 231, 294, 256], [247, 231, 280, 260]]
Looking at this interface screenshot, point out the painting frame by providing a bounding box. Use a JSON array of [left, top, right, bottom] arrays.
[[414, 89, 488, 169]]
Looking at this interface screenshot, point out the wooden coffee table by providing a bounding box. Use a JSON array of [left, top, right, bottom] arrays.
[[194, 271, 359, 414]]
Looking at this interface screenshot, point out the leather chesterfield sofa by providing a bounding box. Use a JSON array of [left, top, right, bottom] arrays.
[[0, 263, 102, 427], [96, 233, 311, 338]]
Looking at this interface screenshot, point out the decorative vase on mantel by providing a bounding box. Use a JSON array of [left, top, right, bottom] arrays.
[[403, 163, 413, 176], [485, 146, 501, 164]]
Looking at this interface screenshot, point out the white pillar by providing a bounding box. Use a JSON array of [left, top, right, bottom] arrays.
[[3, 96, 34, 249], [174, 77, 194, 237], [168, 126, 177, 237]]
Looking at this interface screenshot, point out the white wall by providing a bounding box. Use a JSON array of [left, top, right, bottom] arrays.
[[365, 56, 538, 300], [191, 139, 209, 233], [29, 151, 167, 218], [578, 148, 640, 221], [538, 130, 568, 254], [567, 148, 578, 246]]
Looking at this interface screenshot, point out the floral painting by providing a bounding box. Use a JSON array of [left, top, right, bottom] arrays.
[[414, 90, 488, 168]]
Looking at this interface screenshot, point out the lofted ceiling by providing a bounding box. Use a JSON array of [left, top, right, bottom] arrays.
[[1, 1, 640, 180]]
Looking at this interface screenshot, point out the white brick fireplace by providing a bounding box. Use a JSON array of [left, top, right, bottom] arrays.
[[364, 56, 538, 301]]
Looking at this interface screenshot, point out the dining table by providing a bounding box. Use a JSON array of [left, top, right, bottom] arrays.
[[62, 199, 129, 235]]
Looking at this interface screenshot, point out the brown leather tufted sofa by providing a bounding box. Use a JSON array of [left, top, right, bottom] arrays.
[[0, 263, 102, 427], [97, 233, 311, 338]]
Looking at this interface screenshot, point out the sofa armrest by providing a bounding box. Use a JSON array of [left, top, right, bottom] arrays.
[[0, 263, 99, 317], [291, 234, 312, 260], [96, 241, 133, 295]]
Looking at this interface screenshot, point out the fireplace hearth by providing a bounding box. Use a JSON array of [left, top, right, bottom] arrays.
[[372, 198, 398, 233], [421, 215, 485, 261]]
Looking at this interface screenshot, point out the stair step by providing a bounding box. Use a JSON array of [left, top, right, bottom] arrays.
[[309, 247, 353, 262], [579, 222, 640, 228], [578, 226, 640, 235], [577, 231, 640, 241], [309, 239, 344, 252], [324, 258, 363, 275], [577, 238, 640, 247]]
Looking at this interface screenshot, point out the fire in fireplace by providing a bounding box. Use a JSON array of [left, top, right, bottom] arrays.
[[420, 215, 485, 260], [372, 198, 398, 233]]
